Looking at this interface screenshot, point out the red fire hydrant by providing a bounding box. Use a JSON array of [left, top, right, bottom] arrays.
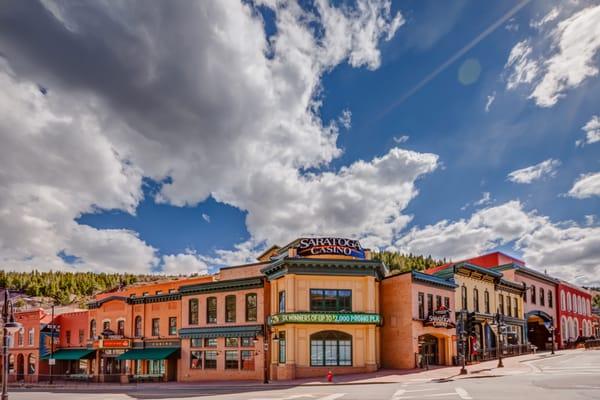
[[327, 370, 333, 383]]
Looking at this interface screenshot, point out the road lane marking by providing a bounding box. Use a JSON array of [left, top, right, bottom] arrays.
[[392, 389, 405, 399], [405, 389, 439, 393], [318, 394, 345, 400], [455, 388, 472, 400]]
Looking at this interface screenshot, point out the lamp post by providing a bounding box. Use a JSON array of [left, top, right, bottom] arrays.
[[495, 311, 504, 368], [549, 317, 555, 355], [2, 290, 23, 400], [459, 310, 467, 375]]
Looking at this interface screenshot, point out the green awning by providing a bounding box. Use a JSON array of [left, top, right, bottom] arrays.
[[116, 348, 179, 361], [41, 349, 95, 360]]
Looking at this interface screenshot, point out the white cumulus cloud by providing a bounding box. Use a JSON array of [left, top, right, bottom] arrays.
[[507, 159, 561, 184], [568, 172, 600, 199], [576, 115, 600, 147], [162, 252, 209, 276]]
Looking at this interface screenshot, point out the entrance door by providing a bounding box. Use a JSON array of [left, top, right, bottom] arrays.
[[16, 354, 24, 381], [527, 315, 551, 350], [419, 335, 439, 366]]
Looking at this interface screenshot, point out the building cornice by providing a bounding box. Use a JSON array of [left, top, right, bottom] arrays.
[[179, 277, 264, 296], [261, 257, 387, 281]]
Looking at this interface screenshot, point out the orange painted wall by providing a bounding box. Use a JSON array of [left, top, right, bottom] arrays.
[[57, 310, 89, 348]]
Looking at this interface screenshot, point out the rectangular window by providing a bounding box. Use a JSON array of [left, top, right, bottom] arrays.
[[246, 293, 257, 322], [444, 296, 450, 310], [484, 291, 490, 314], [189, 299, 199, 325], [461, 286, 467, 310], [531, 286, 536, 304], [241, 337, 253, 347], [279, 291, 286, 313], [28, 328, 34, 346], [207, 297, 217, 324], [436, 295, 442, 310], [540, 289, 545, 306], [225, 295, 236, 323], [241, 350, 254, 370], [18, 331, 23, 346], [155, 290, 163, 295], [103, 321, 110, 332], [427, 293, 434, 316], [117, 320, 125, 336], [204, 351, 217, 369], [499, 295, 504, 315], [310, 289, 352, 312], [168, 288, 177, 294], [473, 289, 480, 312], [225, 350, 239, 369], [278, 331, 286, 364], [507, 296, 512, 317], [204, 338, 217, 347], [513, 297, 518, 317], [418, 292, 425, 319], [66, 330, 71, 345], [310, 336, 351, 366], [548, 291, 553, 308], [78, 329, 84, 345], [190, 351, 202, 369], [191, 338, 202, 348], [152, 318, 160, 336], [225, 337, 239, 347], [169, 317, 177, 335]]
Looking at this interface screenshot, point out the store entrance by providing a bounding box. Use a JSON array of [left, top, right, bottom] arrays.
[[528, 315, 551, 351], [419, 335, 439, 366]]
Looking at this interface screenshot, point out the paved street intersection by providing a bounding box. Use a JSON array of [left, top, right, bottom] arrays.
[[10, 350, 600, 400]]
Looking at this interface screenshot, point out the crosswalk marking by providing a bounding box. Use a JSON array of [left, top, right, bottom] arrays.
[[455, 388, 472, 400]]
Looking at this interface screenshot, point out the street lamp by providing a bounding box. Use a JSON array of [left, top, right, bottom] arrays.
[[2, 290, 23, 400], [549, 317, 556, 355], [495, 311, 504, 368]]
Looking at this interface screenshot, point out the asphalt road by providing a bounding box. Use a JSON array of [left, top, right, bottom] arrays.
[[10, 351, 600, 400]]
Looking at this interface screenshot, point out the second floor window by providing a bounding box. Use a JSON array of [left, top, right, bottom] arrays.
[[135, 316, 142, 337], [418, 292, 425, 319], [461, 286, 467, 310], [507, 296, 512, 316], [436, 295, 442, 310], [66, 330, 71, 345], [225, 295, 236, 323], [117, 320, 125, 336], [444, 296, 450, 310], [246, 293, 257, 322], [78, 329, 84, 344], [90, 319, 96, 339], [189, 299, 199, 325], [207, 297, 217, 324], [169, 317, 177, 335], [540, 288, 545, 306], [484, 290, 490, 314], [310, 289, 352, 312], [28, 328, 34, 346], [473, 289, 479, 312], [427, 293, 433, 316], [513, 297, 518, 317], [103, 321, 110, 333], [152, 318, 160, 336], [278, 291, 286, 313], [548, 291, 553, 308], [499, 294, 504, 315], [531, 285, 536, 304]]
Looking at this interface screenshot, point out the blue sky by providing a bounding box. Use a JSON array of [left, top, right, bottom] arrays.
[[0, 0, 599, 284]]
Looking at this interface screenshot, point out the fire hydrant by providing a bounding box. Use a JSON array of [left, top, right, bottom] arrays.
[[327, 370, 333, 383]]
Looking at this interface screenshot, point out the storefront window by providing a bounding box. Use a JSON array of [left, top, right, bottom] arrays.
[[28, 353, 36, 374], [241, 350, 254, 370], [117, 320, 125, 336], [204, 351, 217, 369], [225, 337, 239, 347], [418, 293, 425, 319], [473, 289, 479, 312], [279, 291, 286, 313], [225, 295, 236, 323], [135, 316, 142, 337], [169, 317, 177, 335], [191, 338, 202, 347], [207, 297, 217, 324], [189, 299, 199, 325], [149, 360, 164, 375], [246, 293, 257, 322], [90, 319, 96, 339], [310, 289, 352, 312], [278, 331, 286, 364], [152, 318, 160, 336], [190, 351, 202, 369], [225, 350, 238, 369], [204, 338, 217, 347], [310, 331, 352, 366]]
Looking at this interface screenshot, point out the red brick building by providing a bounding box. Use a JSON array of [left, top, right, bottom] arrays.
[[556, 281, 593, 348]]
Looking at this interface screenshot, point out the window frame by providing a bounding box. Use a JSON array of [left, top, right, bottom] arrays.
[[207, 297, 217, 324], [418, 292, 425, 320], [189, 298, 199, 325], [168, 317, 177, 336], [246, 293, 258, 322], [151, 318, 160, 337], [473, 288, 479, 313], [225, 295, 236, 323], [309, 289, 352, 312], [310, 331, 352, 367], [278, 331, 286, 364], [135, 316, 143, 337]]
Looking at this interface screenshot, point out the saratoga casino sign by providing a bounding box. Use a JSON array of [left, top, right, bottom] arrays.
[[296, 237, 365, 259]]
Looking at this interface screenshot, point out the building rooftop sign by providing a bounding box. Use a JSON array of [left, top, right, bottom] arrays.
[[296, 237, 365, 259]]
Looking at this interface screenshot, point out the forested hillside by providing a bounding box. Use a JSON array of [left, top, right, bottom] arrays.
[[0, 270, 165, 305], [372, 251, 447, 274]]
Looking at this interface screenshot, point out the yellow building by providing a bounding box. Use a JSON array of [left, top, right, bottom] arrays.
[[432, 262, 526, 360], [260, 238, 386, 380]]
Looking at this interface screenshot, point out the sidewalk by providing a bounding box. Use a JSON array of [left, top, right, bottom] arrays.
[[9, 350, 572, 392]]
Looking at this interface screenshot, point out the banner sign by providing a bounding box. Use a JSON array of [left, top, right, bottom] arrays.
[[145, 340, 181, 348], [424, 307, 455, 329], [39, 331, 59, 357], [269, 312, 381, 325], [296, 237, 365, 258], [93, 339, 130, 349]]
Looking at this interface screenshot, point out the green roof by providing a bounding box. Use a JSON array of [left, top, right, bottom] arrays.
[[116, 347, 179, 361], [41, 349, 95, 360]]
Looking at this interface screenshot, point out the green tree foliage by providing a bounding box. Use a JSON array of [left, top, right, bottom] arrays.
[[593, 294, 600, 309], [0, 270, 164, 305], [372, 251, 446, 274]]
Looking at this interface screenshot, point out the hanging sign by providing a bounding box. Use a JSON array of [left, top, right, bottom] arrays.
[[423, 307, 455, 329], [269, 312, 381, 325], [296, 237, 365, 258]]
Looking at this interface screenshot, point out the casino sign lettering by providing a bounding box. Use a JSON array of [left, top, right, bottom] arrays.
[[423, 308, 455, 329], [268, 312, 381, 325], [296, 237, 365, 258]]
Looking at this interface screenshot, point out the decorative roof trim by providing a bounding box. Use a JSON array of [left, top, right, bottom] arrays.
[[179, 324, 263, 339], [179, 277, 263, 296], [411, 271, 458, 289], [261, 257, 387, 281]]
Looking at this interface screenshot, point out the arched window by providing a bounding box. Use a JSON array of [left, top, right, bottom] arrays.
[[135, 316, 143, 337], [567, 293, 572, 311], [310, 331, 352, 366], [540, 288, 545, 306], [90, 319, 96, 339], [561, 316, 567, 342], [586, 300, 591, 316], [28, 353, 36, 375], [8, 354, 15, 375], [560, 291, 565, 311], [484, 290, 490, 314], [574, 319, 579, 338], [461, 286, 467, 310], [117, 320, 125, 336], [473, 288, 479, 312], [189, 298, 199, 325]]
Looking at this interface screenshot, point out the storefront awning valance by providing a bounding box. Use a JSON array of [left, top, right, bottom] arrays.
[[179, 324, 263, 339], [41, 349, 95, 360], [116, 347, 179, 361]]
